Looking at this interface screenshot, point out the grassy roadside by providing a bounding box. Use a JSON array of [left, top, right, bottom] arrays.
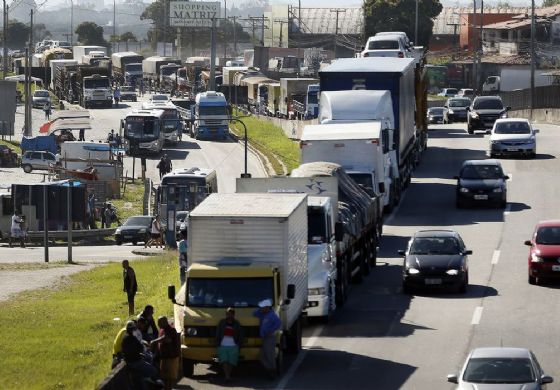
[[428, 94, 447, 101], [230, 114, 300, 175], [112, 182, 145, 222], [0, 253, 179, 390], [0, 139, 22, 154]]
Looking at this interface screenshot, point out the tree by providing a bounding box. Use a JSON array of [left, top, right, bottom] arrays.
[[34, 23, 52, 42], [75, 22, 109, 46], [141, 0, 176, 46], [543, 0, 560, 7], [119, 32, 138, 42], [2, 21, 31, 49], [363, 0, 443, 46]]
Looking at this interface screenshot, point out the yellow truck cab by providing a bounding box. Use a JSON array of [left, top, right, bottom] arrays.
[[167, 193, 308, 377]]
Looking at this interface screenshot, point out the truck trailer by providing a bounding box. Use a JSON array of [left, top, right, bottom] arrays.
[[111, 52, 144, 85], [278, 78, 319, 119]]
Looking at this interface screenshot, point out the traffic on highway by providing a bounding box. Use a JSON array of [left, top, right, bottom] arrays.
[[3, 26, 559, 390]]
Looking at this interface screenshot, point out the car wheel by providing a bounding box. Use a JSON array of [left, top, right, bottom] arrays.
[[500, 200, 507, 209], [115, 237, 123, 246], [402, 281, 412, 294], [132, 240, 138, 246], [467, 126, 474, 134], [528, 275, 537, 285], [529, 152, 536, 159], [23, 164, 32, 173], [459, 274, 468, 293]]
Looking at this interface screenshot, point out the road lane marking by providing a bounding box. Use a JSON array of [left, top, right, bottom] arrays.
[[491, 250, 501, 265], [471, 306, 484, 325], [275, 324, 324, 390]]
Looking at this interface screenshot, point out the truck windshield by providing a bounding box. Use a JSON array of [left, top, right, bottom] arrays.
[[163, 119, 181, 134], [199, 106, 227, 116], [126, 64, 142, 72], [125, 117, 158, 138], [308, 208, 327, 244], [348, 173, 374, 194], [161, 67, 179, 76], [308, 92, 318, 104], [84, 79, 109, 89], [187, 277, 274, 308], [368, 40, 399, 50]]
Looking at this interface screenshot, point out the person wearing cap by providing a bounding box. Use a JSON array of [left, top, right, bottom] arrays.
[[253, 299, 281, 378], [216, 308, 243, 383]]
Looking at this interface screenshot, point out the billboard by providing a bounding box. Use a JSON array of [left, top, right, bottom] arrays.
[[170, 1, 221, 28]]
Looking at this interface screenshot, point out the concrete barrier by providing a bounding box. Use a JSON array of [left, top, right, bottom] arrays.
[[25, 228, 115, 242], [96, 362, 134, 390], [510, 108, 560, 125]]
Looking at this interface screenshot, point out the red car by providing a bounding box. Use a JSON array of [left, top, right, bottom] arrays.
[[524, 220, 560, 285]]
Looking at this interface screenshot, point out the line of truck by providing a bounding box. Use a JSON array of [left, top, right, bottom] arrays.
[[164, 53, 428, 377]]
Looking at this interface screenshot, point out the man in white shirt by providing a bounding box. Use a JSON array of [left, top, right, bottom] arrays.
[[9, 210, 24, 248]]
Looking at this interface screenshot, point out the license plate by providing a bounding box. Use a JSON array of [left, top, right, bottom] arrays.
[[425, 278, 442, 285], [474, 195, 488, 200], [552, 265, 560, 271], [506, 148, 518, 152]]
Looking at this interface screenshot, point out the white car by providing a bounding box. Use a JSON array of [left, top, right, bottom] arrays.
[[361, 34, 411, 58], [375, 31, 412, 48], [489, 118, 538, 158], [438, 88, 458, 97], [448, 347, 553, 389], [149, 94, 170, 104]]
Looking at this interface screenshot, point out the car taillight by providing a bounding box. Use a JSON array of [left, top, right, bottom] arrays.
[[398, 52, 404, 58]]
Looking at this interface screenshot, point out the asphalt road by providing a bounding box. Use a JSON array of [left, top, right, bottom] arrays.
[[176, 121, 560, 389]]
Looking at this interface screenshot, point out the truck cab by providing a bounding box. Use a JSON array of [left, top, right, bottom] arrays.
[[82, 74, 112, 108], [193, 91, 229, 140], [124, 63, 143, 84], [483, 76, 500, 92]]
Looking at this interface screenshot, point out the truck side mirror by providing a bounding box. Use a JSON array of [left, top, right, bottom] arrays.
[[287, 284, 296, 299], [334, 222, 344, 242], [378, 182, 386, 194], [167, 285, 176, 302]]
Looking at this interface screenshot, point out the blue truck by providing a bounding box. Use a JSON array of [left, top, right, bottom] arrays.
[[193, 91, 230, 140], [319, 57, 427, 194]]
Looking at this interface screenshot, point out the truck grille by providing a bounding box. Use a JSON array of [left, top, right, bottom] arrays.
[[205, 119, 226, 127]]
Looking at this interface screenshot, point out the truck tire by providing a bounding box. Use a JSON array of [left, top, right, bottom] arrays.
[[362, 242, 371, 277], [182, 359, 194, 378], [335, 261, 348, 306], [286, 318, 302, 353]]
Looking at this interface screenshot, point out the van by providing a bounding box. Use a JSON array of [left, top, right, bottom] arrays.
[[361, 34, 411, 58]]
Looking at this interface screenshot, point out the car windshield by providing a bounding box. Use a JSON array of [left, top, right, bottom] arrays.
[[121, 86, 134, 92], [535, 227, 560, 245], [199, 106, 227, 116], [463, 357, 535, 384], [474, 99, 504, 110], [445, 89, 458, 95], [409, 237, 460, 255], [34, 91, 49, 97], [308, 208, 327, 244], [461, 164, 504, 180], [449, 99, 470, 108], [124, 216, 152, 226], [429, 108, 444, 115], [368, 40, 399, 50], [494, 122, 531, 134], [152, 95, 169, 101], [176, 212, 189, 222], [187, 277, 274, 308]]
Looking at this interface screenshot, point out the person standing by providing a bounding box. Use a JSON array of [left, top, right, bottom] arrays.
[[164, 154, 172, 174], [253, 299, 281, 378], [216, 308, 243, 383], [122, 260, 138, 316], [87, 192, 96, 229], [9, 209, 24, 248], [156, 157, 167, 180], [43, 102, 51, 120], [140, 79, 145, 96], [114, 87, 121, 107], [178, 230, 188, 285], [150, 316, 180, 390], [79, 128, 85, 141], [104, 204, 113, 228]]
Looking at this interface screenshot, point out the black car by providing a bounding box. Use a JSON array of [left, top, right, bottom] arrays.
[[114, 215, 153, 245], [467, 96, 510, 133], [444, 97, 471, 123], [399, 230, 471, 293], [427, 107, 445, 124], [455, 160, 508, 208]]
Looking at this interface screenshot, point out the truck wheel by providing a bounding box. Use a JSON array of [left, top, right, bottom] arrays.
[[335, 261, 348, 306], [362, 243, 371, 276], [286, 318, 302, 353], [182, 359, 195, 378]]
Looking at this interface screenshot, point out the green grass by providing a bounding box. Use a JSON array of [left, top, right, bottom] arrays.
[[0, 139, 21, 154], [428, 94, 447, 101], [112, 182, 145, 222], [0, 253, 179, 390], [230, 114, 300, 175]]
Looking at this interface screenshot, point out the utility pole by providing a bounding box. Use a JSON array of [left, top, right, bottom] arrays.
[[229, 16, 238, 56], [70, 0, 73, 46], [274, 20, 288, 48], [261, 15, 265, 46], [330, 9, 346, 58], [530, 0, 535, 112], [415, 0, 418, 44], [24, 9, 33, 137], [113, 0, 116, 42], [478, 0, 484, 93], [162, 0, 166, 55], [209, 18, 216, 91], [471, 0, 477, 92], [3, 0, 7, 80]]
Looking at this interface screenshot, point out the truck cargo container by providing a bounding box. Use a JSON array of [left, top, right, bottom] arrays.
[[278, 78, 318, 119], [142, 56, 181, 88], [111, 52, 144, 85], [72, 46, 107, 62]]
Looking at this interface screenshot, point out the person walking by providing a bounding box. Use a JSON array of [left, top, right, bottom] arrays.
[[114, 87, 121, 107], [150, 316, 180, 390], [43, 102, 52, 120], [156, 156, 167, 180], [122, 260, 138, 316], [164, 154, 172, 174], [253, 299, 281, 378], [216, 308, 243, 383], [145, 215, 162, 249], [178, 230, 188, 285]]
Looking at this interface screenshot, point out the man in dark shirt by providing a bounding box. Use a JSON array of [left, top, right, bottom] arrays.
[[122, 260, 138, 315], [122, 321, 158, 382]]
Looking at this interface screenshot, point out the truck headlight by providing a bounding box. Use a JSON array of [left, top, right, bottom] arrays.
[[460, 187, 470, 193], [186, 327, 198, 336], [492, 187, 503, 193], [407, 267, 420, 275], [308, 287, 326, 296], [447, 109, 454, 114], [471, 112, 479, 119]]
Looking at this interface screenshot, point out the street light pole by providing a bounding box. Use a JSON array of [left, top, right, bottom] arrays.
[[530, 0, 535, 112], [3, 0, 7, 80], [415, 0, 419, 45], [113, 0, 116, 42], [230, 117, 249, 177]]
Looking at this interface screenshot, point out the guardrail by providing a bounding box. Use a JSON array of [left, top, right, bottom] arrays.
[[25, 228, 115, 242]]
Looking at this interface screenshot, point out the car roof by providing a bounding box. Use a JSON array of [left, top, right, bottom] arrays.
[[536, 220, 560, 227], [462, 159, 502, 167], [494, 118, 530, 124], [470, 347, 532, 359], [429, 106, 445, 110], [474, 95, 502, 101], [414, 230, 459, 238]]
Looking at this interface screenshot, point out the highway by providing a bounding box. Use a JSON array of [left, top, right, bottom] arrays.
[[177, 121, 560, 389]]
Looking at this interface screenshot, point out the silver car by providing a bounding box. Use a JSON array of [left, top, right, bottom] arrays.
[[448, 347, 553, 389], [21, 150, 57, 173], [32, 90, 51, 109], [489, 118, 538, 158]]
